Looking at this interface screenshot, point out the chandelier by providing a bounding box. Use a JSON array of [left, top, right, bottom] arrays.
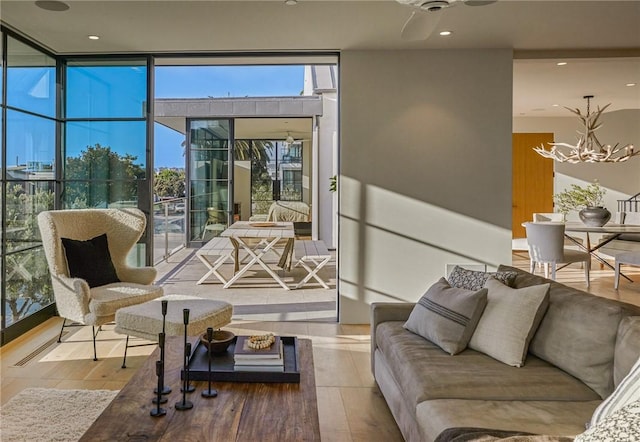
[[533, 95, 638, 163]]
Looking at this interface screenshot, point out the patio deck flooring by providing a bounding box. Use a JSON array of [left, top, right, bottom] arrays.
[[154, 246, 338, 322]]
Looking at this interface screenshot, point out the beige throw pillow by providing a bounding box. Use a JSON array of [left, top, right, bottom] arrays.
[[404, 278, 488, 355], [469, 278, 550, 367]]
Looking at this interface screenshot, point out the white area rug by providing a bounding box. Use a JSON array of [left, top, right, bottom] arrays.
[[0, 388, 118, 442]]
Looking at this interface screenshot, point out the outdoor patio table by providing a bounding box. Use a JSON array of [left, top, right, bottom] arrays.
[[220, 221, 295, 290]]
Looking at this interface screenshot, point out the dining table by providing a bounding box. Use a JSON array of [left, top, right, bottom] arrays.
[[220, 221, 295, 290], [564, 222, 640, 282]]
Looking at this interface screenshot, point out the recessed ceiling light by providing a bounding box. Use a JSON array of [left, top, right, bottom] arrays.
[[35, 0, 69, 11], [439, 31, 453, 36], [88, 35, 100, 40], [626, 83, 637, 87], [552, 104, 560, 107], [556, 62, 567, 66], [284, 0, 297, 5]]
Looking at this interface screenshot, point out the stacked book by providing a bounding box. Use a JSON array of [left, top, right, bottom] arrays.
[[233, 335, 284, 372]]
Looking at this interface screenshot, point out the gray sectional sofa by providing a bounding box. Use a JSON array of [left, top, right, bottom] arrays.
[[371, 265, 640, 441]]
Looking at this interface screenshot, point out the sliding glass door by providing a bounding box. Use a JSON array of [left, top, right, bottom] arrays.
[[188, 119, 233, 243]]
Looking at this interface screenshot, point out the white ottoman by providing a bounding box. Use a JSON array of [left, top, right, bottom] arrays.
[[115, 294, 233, 367]]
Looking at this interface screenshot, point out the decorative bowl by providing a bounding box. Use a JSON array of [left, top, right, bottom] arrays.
[[200, 329, 235, 354]]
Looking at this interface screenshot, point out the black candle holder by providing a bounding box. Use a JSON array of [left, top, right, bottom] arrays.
[[175, 341, 194, 411], [150, 360, 166, 417], [180, 309, 195, 393], [152, 333, 168, 404], [154, 300, 171, 395], [201, 327, 218, 398]]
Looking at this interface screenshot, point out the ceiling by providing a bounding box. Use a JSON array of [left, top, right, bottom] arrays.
[[157, 116, 313, 140], [1, 0, 639, 117]]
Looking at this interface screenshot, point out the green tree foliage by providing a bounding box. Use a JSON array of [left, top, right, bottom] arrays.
[[154, 169, 186, 198], [5, 183, 55, 325], [64, 144, 144, 207]]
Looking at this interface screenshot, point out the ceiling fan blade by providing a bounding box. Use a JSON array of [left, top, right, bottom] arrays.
[[464, 0, 497, 6], [400, 10, 443, 41]]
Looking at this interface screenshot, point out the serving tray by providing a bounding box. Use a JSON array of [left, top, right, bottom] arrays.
[[183, 335, 300, 383]]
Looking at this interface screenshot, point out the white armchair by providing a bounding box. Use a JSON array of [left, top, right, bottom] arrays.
[[37, 208, 163, 360]]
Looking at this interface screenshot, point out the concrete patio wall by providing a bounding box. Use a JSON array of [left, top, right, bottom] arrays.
[[338, 49, 514, 324]]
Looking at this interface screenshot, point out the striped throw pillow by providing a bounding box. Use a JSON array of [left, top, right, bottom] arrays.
[[404, 278, 488, 355], [590, 355, 640, 426]]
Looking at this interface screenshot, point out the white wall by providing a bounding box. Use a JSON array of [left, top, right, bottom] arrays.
[[318, 91, 338, 247], [513, 109, 640, 218], [234, 161, 251, 220], [339, 49, 514, 323]]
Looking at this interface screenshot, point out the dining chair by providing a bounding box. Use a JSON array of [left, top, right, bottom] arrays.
[[201, 207, 227, 240], [524, 222, 591, 286], [614, 251, 640, 289], [533, 213, 565, 222]]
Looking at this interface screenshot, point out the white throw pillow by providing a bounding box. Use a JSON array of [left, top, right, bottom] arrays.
[[590, 355, 640, 427], [468, 278, 550, 367]]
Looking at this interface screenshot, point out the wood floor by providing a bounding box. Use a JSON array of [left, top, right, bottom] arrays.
[[1, 252, 639, 441]]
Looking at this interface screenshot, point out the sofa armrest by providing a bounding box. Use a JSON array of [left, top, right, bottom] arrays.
[[370, 302, 415, 374]]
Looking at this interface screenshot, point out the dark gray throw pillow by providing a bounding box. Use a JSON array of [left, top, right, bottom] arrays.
[[61, 233, 120, 288], [404, 278, 488, 355], [448, 265, 518, 291]]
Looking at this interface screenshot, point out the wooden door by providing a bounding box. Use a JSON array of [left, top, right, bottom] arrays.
[[512, 133, 555, 238]]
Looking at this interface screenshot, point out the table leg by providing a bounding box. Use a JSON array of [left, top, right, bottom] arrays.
[[223, 237, 291, 290], [564, 233, 633, 282], [196, 254, 229, 285]]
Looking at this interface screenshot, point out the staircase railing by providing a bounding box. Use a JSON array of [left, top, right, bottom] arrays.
[[618, 192, 640, 213]]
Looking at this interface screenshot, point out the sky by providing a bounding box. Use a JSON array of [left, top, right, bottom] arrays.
[[154, 65, 305, 168], [8, 64, 304, 169]]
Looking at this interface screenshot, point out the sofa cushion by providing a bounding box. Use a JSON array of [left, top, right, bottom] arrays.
[[498, 265, 640, 399], [469, 278, 549, 367], [375, 321, 600, 409], [589, 355, 640, 427], [404, 278, 488, 355], [448, 266, 518, 291], [577, 400, 640, 442], [614, 317, 640, 387], [434, 428, 573, 442], [417, 398, 600, 442], [61, 233, 120, 288]]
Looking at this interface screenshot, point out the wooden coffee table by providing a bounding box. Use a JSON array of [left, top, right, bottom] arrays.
[[81, 336, 319, 441]]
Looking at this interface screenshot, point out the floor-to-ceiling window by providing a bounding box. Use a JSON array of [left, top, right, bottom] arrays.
[[63, 58, 151, 265], [0, 40, 155, 344], [249, 139, 304, 215], [1, 33, 57, 343], [1, 41, 338, 341]]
